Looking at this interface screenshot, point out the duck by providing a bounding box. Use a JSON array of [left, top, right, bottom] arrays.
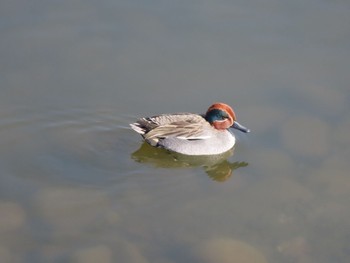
[[130, 102, 250, 156]]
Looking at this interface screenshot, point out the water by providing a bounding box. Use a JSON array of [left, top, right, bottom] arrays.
[[1, 0, 350, 262]]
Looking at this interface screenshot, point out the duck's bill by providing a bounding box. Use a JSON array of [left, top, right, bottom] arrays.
[[231, 121, 250, 133]]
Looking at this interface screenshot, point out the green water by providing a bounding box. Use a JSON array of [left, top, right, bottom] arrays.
[[1, 0, 350, 262]]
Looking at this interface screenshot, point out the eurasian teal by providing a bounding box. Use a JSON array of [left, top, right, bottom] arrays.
[[130, 102, 250, 156]]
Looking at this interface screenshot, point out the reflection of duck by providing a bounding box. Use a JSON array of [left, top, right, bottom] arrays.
[[130, 102, 249, 156], [131, 142, 248, 182]]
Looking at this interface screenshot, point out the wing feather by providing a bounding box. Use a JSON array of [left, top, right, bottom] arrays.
[[131, 113, 213, 141]]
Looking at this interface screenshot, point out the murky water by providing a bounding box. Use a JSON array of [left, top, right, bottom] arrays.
[[1, 0, 350, 262]]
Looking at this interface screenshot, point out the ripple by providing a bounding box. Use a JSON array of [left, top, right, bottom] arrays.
[[0, 106, 136, 186]]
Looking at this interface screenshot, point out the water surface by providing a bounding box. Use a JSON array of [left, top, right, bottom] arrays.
[[1, 0, 350, 262]]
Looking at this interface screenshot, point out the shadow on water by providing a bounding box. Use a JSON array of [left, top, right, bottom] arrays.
[[131, 142, 248, 182]]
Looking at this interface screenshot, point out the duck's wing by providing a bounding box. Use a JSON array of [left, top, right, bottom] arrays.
[[130, 113, 212, 145]]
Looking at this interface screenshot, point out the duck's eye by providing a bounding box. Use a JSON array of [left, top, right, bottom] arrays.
[[221, 114, 229, 120], [216, 116, 228, 122]]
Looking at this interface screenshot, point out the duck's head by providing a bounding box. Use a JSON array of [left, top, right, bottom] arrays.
[[205, 102, 250, 132]]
